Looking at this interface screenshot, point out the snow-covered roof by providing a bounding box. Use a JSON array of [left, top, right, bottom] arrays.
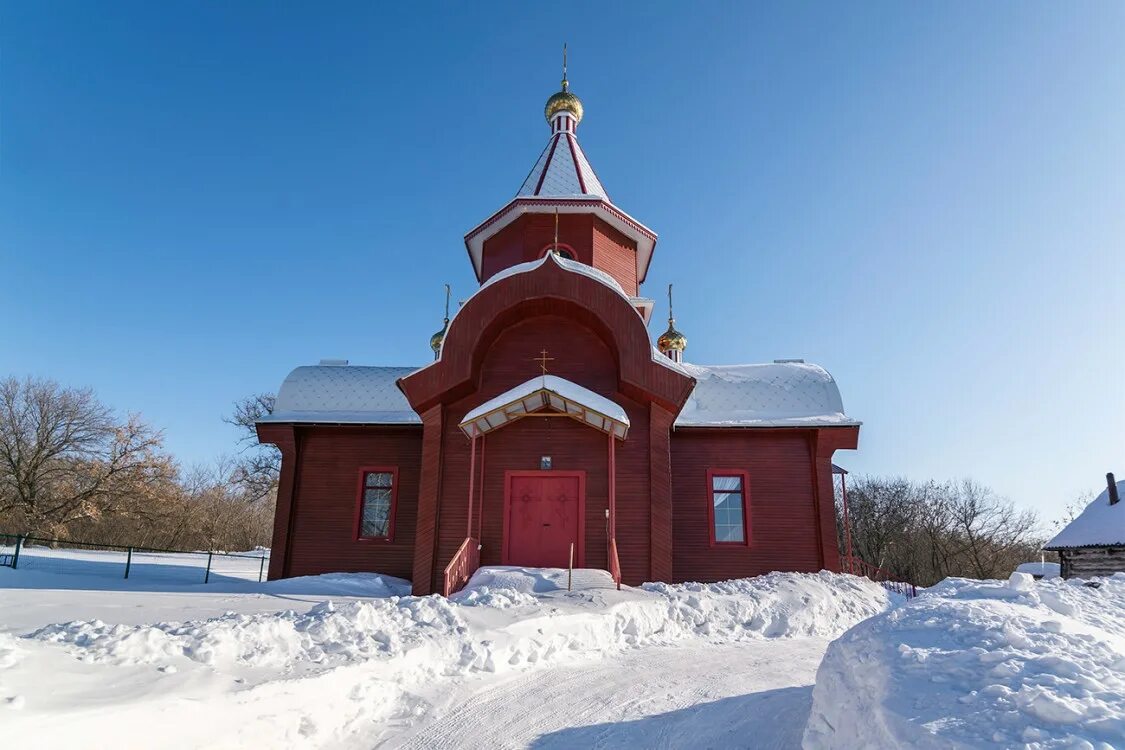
[[673, 362, 859, 428], [259, 359, 856, 430], [517, 132, 607, 200], [460, 374, 629, 440], [260, 266, 855, 431], [259, 365, 420, 425], [1044, 479, 1125, 549]]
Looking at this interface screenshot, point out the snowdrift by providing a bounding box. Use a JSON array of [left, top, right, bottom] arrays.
[[803, 572, 1125, 749], [7, 569, 896, 748], [28, 570, 894, 671]]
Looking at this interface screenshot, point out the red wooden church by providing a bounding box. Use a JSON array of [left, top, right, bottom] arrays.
[[256, 65, 861, 596]]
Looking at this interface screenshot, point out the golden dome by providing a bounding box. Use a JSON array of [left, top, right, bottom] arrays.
[[545, 86, 583, 124], [658, 321, 687, 353], [430, 324, 447, 356]]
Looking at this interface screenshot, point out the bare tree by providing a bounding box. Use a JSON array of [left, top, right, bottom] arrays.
[[837, 475, 1046, 586], [223, 393, 279, 503], [0, 376, 177, 533]]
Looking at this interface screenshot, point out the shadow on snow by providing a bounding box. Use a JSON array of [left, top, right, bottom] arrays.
[[528, 685, 813, 750]]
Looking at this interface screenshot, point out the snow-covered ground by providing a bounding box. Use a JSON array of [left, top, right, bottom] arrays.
[[804, 572, 1125, 749], [9, 550, 1121, 749], [0, 554, 893, 749], [1, 541, 271, 587]]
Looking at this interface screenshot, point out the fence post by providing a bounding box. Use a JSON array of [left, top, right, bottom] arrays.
[[124, 547, 133, 579], [258, 553, 266, 583], [204, 551, 213, 583], [11, 534, 24, 570]]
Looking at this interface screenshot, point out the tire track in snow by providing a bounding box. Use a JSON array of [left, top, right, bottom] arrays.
[[390, 638, 827, 750]]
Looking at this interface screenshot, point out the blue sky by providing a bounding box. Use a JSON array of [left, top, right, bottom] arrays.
[[3, 2, 1123, 526]]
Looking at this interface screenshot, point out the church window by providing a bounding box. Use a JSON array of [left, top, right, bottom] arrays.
[[355, 468, 397, 541], [708, 470, 749, 546]]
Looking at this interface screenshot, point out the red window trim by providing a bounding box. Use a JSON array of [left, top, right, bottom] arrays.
[[706, 468, 751, 548], [354, 466, 399, 543], [538, 242, 576, 260]]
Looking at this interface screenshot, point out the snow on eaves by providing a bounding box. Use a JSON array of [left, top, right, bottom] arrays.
[[1045, 479, 1125, 549]]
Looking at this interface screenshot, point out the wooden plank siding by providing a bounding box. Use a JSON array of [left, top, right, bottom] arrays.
[[276, 425, 422, 581], [648, 403, 675, 581], [257, 423, 297, 580], [590, 217, 639, 295], [479, 213, 639, 297], [669, 428, 831, 583], [411, 405, 444, 595]]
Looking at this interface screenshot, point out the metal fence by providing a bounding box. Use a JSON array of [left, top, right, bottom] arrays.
[[0, 532, 269, 585]]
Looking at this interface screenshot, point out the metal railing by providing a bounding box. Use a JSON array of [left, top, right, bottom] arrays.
[[841, 554, 917, 599], [442, 537, 480, 596], [0, 532, 269, 584]]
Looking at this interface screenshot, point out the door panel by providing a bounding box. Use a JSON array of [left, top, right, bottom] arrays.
[[507, 474, 581, 568]]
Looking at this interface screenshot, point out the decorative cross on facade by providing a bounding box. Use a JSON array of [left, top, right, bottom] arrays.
[[533, 349, 555, 375]]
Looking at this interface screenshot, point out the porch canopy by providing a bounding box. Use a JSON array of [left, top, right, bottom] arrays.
[[459, 374, 629, 440]]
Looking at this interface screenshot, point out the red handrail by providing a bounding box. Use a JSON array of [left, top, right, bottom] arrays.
[[443, 537, 480, 596], [842, 555, 917, 598], [842, 554, 891, 581], [608, 537, 621, 591]]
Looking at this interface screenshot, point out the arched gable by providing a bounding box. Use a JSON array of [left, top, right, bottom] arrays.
[[399, 255, 694, 414]]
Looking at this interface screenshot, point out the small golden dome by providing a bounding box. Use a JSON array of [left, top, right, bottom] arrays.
[[545, 87, 583, 124], [430, 323, 447, 356], [658, 322, 687, 353]]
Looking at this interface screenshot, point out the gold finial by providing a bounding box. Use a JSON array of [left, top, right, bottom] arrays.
[[429, 284, 451, 359], [544, 44, 583, 124], [562, 43, 568, 91], [658, 283, 687, 360]]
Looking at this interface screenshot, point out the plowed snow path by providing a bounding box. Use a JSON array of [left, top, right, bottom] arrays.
[[386, 638, 827, 750]]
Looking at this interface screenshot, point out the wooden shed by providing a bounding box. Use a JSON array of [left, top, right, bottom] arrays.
[[1044, 473, 1125, 579]]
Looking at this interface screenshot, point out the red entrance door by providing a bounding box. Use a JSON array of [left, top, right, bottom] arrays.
[[505, 472, 584, 568]]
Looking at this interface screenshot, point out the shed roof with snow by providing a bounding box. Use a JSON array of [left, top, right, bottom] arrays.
[[1044, 479, 1125, 550]]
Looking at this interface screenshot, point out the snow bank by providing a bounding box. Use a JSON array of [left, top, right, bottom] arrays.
[[804, 572, 1125, 749], [643, 570, 899, 639], [8, 569, 897, 748], [26, 570, 893, 673], [31, 596, 464, 669]]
